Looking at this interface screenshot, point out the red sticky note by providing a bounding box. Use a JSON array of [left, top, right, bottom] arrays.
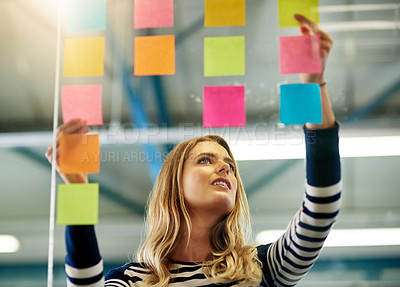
[[59, 134, 100, 174], [203, 86, 246, 128], [62, 85, 103, 126], [134, 35, 175, 76], [279, 35, 321, 75], [134, 0, 174, 29]]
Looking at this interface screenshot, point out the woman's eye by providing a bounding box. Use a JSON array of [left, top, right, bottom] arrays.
[[229, 164, 236, 172], [198, 157, 211, 164]]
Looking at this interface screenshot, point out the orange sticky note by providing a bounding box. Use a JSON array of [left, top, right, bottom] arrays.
[[134, 35, 175, 76], [59, 134, 100, 174], [205, 0, 246, 27], [64, 38, 105, 77]]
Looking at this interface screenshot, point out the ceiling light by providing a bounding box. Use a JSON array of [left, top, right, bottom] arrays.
[[0, 235, 20, 253], [318, 4, 400, 32], [319, 4, 400, 13], [340, 136, 400, 158], [256, 228, 400, 247], [230, 136, 400, 161], [323, 21, 400, 32]]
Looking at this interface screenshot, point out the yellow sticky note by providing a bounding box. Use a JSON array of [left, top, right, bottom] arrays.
[[59, 134, 100, 174], [278, 0, 319, 28], [57, 183, 99, 225], [64, 38, 105, 77], [205, 0, 246, 27]]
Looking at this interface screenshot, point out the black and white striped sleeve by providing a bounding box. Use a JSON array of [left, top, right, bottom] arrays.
[[65, 225, 105, 286], [261, 124, 342, 287]]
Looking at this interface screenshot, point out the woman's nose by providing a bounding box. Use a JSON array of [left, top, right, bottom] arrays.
[[217, 161, 230, 175]]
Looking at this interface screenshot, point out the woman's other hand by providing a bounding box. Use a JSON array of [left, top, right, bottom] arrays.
[[45, 119, 90, 184]]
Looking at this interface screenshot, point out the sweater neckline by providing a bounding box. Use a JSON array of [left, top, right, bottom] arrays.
[[170, 259, 202, 265]]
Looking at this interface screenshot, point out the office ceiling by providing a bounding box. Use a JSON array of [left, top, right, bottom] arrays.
[[0, 0, 400, 286]]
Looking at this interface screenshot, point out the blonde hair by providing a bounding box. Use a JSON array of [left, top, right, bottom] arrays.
[[136, 135, 262, 286]]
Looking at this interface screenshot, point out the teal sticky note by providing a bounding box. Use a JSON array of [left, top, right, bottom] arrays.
[[57, 183, 99, 225], [66, 0, 106, 32], [280, 83, 322, 125]]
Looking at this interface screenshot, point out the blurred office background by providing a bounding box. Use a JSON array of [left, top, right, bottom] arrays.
[[0, 0, 399, 286]]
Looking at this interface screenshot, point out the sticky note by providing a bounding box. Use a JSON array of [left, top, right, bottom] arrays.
[[279, 35, 321, 75], [204, 36, 245, 77], [66, 0, 106, 31], [64, 38, 105, 77], [203, 86, 246, 127], [59, 134, 100, 174], [277, 0, 319, 28], [134, 35, 175, 76], [204, 0, 246, 27], [62, 85, 103, 126], [134, 0, 174, 29], [57, 183, 99, 225], [280, 83, 322, 125]]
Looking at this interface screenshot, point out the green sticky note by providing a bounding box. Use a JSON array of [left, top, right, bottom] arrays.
[[204, 36, 245, 77], [277, 0, 319, 28], [57, 183, 99, 225]]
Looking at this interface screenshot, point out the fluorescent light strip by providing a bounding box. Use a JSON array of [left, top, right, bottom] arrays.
[[1, 131, 399, 160], [340, 136, 400, 158], [318, 4, 400, 32], [323, 21, 400, 32], [231, 136, 400, 161], [256, 228, 400, 247], [319, 4, 400, 13], [0, 235, 20, 253]]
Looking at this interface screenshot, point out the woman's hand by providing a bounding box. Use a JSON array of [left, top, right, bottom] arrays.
[[45, 119, 90, 184], [294, 14, 333, 85], [294, 14, 336, 130]]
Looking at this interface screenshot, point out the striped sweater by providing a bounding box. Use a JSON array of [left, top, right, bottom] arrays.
[[65, 125, 342, 287]]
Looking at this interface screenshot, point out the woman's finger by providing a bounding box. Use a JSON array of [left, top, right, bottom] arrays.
[[57, 119, 88, 135], [318, 30, 333, 46], [57, 119, 81, 132], [300, 26, 310, 36], [320, 39, 333, 51], [45, 148, 51, 162], [294, 14, 319, 33], [295, 14, 333, 43]]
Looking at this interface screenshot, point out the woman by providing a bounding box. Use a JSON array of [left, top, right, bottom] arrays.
[[46, 14, 341, 286]]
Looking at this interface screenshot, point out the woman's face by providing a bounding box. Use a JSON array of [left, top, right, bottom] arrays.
[[182, 141, 238, 217]]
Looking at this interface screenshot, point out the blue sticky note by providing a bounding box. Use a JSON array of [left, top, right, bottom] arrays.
[[280, 83, 322, 125], [66, 0, 106, 32]]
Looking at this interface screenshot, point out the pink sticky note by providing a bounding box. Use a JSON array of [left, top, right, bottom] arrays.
[[62, 85, 103, 126], [279, 35, 321, 75], [134, 0, 174, 29], [203, 86, 246, 128]]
